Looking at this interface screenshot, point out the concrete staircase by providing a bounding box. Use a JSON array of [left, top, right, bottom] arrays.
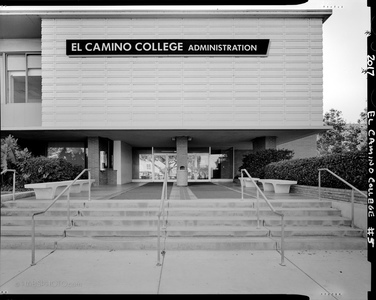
[[0, 197, 366, 251]]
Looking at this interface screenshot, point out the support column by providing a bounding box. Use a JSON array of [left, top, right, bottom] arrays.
[[176, 136, 188, 186], [87, 137, 100, 186]]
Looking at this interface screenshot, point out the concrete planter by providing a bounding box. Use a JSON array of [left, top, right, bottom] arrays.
[[239, 178, 260, 189]]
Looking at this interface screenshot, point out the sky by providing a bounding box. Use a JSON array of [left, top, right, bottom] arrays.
[[2, 0, 370, 123]]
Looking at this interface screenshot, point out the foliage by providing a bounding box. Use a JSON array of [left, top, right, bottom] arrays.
[[264, 151, 367, 190], [1, 135, 19, 171], [48, 147, 86, 168], [317, 108, 367, 155], [20, 156, 85, 184], [1, 135, 85, 191], [238, 149, 294, 178]]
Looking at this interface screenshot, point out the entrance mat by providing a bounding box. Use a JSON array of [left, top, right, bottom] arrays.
[[110, 182, 173, 200], [187, 182, 242, 199]]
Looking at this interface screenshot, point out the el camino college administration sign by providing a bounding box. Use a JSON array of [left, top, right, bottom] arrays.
[[66, 39, 270, 56]]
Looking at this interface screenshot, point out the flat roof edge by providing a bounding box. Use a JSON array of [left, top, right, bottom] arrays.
[[0, 126, 332, 131], [0, 9, 332, 21]]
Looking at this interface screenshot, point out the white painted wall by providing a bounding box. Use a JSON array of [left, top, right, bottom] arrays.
[[114, 140, 132, 184], [41, 16, 324, 129]]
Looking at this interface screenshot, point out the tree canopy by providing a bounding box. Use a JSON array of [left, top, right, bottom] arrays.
[[317, 108, 366, 155]]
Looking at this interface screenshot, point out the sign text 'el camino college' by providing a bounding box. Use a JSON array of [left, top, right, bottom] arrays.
[[66, 40, 269, 56]]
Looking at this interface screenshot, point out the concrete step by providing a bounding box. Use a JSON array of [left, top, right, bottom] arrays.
[[0, 236, 367, 251], [64, 226, 270, 237], [167, 199, 333, 208], [1, 206, 341, 217], [1, 199, 161, 209], [0, 226, 66, 237], [166, 207, 342, 217], [0, 236, 278, 251], [1, 198, 333, 209], [1, 215, 352, 227], [267, 226, 364, 237], [1, 207, 159, 217], [3, 224, 360, 239], [273, 236, 367, 250]]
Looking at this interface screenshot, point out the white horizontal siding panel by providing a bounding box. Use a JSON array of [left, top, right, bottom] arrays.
[[42, 16, 325, 129]]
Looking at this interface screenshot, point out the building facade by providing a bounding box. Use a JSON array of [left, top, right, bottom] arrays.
[[0, 9, 332, 186]]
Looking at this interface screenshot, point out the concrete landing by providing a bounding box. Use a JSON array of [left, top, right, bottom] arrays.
[[0, 249, 370, 298]]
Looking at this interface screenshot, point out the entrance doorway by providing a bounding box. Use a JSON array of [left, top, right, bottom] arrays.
[[153, 153, 177, 182], [187, 153, 209, 181]]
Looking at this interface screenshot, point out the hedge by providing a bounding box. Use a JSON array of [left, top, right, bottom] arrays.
[[238, 149, 294, 178], [264, 151, 367, 191], [19, 156, 86, 185]]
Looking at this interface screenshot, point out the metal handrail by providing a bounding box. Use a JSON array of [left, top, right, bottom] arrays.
[[1, 169, 16, 201], [31, 168, 91, 266], [240, 169, 285, 266], [318, 168, 366, 228], [157, 168, 169, 266]]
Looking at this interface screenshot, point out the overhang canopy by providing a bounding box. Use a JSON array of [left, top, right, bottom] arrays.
[[1, 127, 330, 149]]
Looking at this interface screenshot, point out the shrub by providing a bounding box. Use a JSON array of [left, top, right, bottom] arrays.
[[238, 149, 294, 178], [20, 156, 85, 185], [264, 151, 367, 190]]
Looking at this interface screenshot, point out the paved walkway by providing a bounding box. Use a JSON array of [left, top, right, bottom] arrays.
[[0, 182, 372, 297], [0, 248, 370, 298]]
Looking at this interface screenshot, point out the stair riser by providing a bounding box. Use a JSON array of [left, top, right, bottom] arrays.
[[1, 238, 366, 250], [2, 200, 332, 209], [270, 230, 364, 237], [264, 220, 351, 226], [167, 210, 342, 217], [2, 209, 341, 218], [2, 201, 161, 209], [1, 231, 64, 237], [1, 218, 352, 227], [65, 230, 269, 238]]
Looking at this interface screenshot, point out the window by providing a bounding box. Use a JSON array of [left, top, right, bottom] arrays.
[[47, 142, 87, 168], [5, 53, 41, 103]]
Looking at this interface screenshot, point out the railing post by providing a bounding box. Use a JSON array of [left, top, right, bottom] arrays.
[[318, 169, 321, 201], [12, 171, 16, 201], [88, 170, 91, 201], [31, 216, 36, 266], [280, 215, 285, 266], [351, 189, 355, 228], [67, 186, 71, 228], [256, 189, 260, 229], [157, 215, 161, 266], [241, 171, 244, 200]]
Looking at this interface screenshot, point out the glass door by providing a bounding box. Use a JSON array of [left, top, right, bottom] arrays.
[[153, 154, 177, 181], [187, 153, 209, 181]]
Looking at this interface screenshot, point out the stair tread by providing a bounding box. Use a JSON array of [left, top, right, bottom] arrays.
[[0, 215, 349, 220]]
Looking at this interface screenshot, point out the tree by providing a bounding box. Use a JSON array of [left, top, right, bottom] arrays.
[[1, 135, 17, 171], [317, 109, 346, 155], [317, 108, 367, 155]]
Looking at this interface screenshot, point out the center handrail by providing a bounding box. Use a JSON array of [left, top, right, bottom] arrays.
[[31, 168, 91, 266], [240, 169, 285, 266], [157, 168, 169, 266]]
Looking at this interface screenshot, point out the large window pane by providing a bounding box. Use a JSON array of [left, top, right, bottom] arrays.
[[28, 75, 42, 102], [210, 148, 233, 179], [132, 148, 152, 179], [48, 147, 86, 168], [11, 75, 26, 103], [6, 54, 41, 103]]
